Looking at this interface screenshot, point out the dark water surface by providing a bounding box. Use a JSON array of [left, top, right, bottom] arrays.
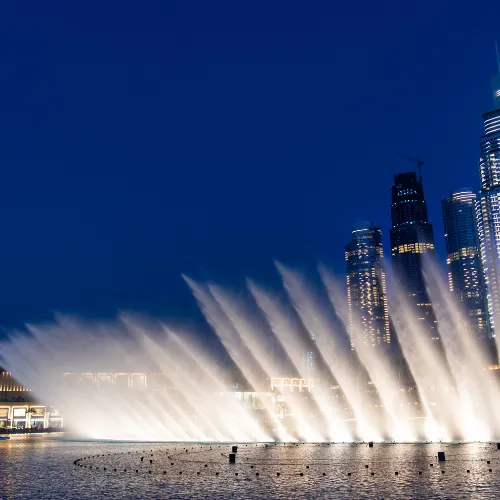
[[1, 435, 499, 499]]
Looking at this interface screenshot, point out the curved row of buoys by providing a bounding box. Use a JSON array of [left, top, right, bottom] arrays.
[[72, 442, 499, 480]]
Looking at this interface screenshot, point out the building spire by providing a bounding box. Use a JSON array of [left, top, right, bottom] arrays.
[[492, 41, 500, 110], [496, 40, 500, 74]]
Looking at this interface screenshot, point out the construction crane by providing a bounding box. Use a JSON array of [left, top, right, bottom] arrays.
[[396, 152, 424, 181]]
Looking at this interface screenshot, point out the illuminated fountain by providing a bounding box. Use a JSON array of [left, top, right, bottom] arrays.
[[1, 261, 499, 442]]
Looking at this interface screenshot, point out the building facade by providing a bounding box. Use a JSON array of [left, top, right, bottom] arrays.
[[0, 370, 63, 430], [390, 172, 438, 339], [442, 188, 489, 339], [345, 222, 390, 350], [475, 56, 500, 337]]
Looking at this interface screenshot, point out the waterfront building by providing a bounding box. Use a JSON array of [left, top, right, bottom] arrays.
[[475, 48, 500, 336], [390, 172, 438, 339], [442, 188, 489, 340], [270, 377, 315, 393], [0, 403, 63, 430], [345, 222, 390, 350], [0, 370, 63, 430]]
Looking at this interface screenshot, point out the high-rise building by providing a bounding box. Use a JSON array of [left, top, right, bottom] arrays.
[[390, 172, 437, 338], [442, 188, 489, 340], [345, 222, 390, 350], [475, 46, 500, 337]]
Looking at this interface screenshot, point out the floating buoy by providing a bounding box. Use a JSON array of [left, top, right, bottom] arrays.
[[365, 465, 368, 469], [347, 472, 351, 476], [235, 473, 238, 476], [368, 441, 374, 448], [419, 471, 422, 475], [441, 471, 445, 474], [395, 472, 398, 475], [371, 472, 374, 476], [467, 470, 470, 473], [487, 460, 491, 464], [277, 472, 280, 477], [256, 472, 259, 476], [438, 452, 445, 462]]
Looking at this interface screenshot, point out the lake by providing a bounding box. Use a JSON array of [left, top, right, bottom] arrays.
[[1, 435, 499, 499]]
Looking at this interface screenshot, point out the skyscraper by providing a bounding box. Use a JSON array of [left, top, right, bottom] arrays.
[[345, 222, 390, 350], [442, 188, 489, 340], [390, 172, 437, 338], [475, 46, 500, 337]]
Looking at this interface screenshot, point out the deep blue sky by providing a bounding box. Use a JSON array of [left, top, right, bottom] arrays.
[[0, 0, 499, 329]]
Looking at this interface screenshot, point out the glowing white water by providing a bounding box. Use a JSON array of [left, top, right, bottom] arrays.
[[0, 263, 499, 442]]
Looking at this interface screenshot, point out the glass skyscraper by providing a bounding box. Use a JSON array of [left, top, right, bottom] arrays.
[[475, 53, 500, 337], [345, 222, 390, 350], [390, 172, 438, 339], [442, 188, 489, 340]]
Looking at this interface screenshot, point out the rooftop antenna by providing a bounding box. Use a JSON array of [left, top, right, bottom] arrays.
[[396, 152, 424, 181], [496, 40, 500, 74]]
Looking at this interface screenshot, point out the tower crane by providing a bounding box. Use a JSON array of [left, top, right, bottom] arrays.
[[396, 152, 424, 181]]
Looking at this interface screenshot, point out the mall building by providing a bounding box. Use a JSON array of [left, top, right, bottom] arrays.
[[0, 370, 63, 430]]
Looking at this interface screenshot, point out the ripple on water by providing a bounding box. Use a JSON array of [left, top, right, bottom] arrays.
[[1, 437, 500, 499]]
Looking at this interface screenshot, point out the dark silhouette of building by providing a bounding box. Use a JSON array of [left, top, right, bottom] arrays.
[[345, 222, 390, 350], [476, 46, 500, 337], [442, 188, 489, 340], [390, 172, 438, 339]]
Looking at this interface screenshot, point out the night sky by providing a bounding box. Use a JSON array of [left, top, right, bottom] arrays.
[[1, 1, 500, 330]]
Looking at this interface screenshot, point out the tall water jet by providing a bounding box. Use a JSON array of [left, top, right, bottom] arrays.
[[0, 263, 499, 442]]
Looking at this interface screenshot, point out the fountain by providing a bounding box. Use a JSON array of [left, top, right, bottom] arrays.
[[1, 260, 499, 442]]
